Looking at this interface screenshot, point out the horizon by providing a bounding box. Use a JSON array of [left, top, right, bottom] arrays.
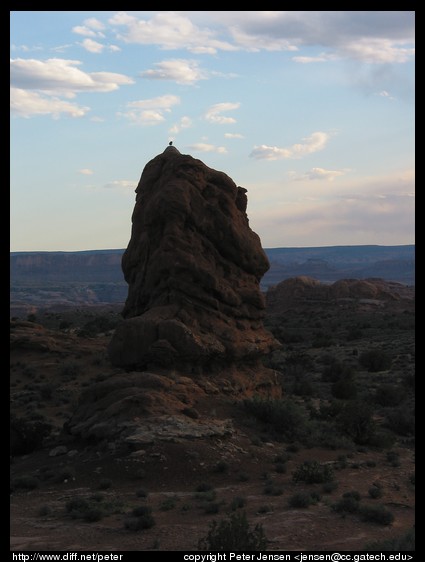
[[10, 242, 415, 255], [11, 11, 415, 252]]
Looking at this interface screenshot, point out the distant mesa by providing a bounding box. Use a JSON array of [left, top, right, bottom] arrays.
[[107, 146, 280, 373]]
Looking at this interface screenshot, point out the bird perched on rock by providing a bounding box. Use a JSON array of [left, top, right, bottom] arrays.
[[169, 141, 173, 146]]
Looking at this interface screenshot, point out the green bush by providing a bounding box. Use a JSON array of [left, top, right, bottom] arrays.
[[331, 378, 358, 400], [336, 401, 376, 445], [358, 504, 394, 525], [359, 349, 392, 372], [243, 396, 310, 442], [288, 492, 315, 508], [292, 460, 334, 484], [124, 505, 155, 530], [198, 511, 267, 551], [332, 496, 360, 514], [364, 527, 415, 550], [374, 384, 406, 407], [10, 415, 52, 455]]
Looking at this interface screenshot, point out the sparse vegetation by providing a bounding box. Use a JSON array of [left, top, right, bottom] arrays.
[[198, 511, 268, 551]]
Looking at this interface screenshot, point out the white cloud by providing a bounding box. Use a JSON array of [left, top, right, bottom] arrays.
[[104, 180, 136, 189], [127, 95, 180, 110], [341, 38, 414, 64], [204, 102, 240, 124], [10, 58, 135, 95], [72, 17, 106, 38], [229, 27, 298, 52], [292, 53, 338, 64], [377, 90, 396, 100], [80, 39, 105, 53], [224, 132, 244, 139], [10, 87, 89, 118], [187, 143, 227, 154], [83, 18, 105, 31], [250, 132, 331, 160], [159, 11, 414, 63], [169, 116, 192, 135], [72, 25, 99, 38], [119, 94, 180, 125], [140, 59, 207, 85], [109, 11, 236, 54], [292, 167, 348, 181], [79, 168, 94, 175]]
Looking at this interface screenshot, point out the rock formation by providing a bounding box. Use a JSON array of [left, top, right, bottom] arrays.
[[108, 146, 280, 372]]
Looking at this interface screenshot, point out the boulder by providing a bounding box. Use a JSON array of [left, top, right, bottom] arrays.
[[108, 146, 280, 372]]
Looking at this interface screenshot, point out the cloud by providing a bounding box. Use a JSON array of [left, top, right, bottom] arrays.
[[224, 133, 244, 139], [80, 39, 105, 53], [169, 116, 192, 135], [291, 167, 348, 181], [119, 94, 180, 125], [10, 87, 89, 118], [292, 53, 338, 64], [229, 27, 298, 52], [250, 132, 330, 160], [204, 102, 240, 124], [104, 180, 136, 189], [340, 38, 414, 64], [79, 168, 94, 175], [187, 143, 227, 154], [140, 59, 207, 85], [10, 58, 135, 95], [109, 11, 236, 54], [72, 17, 106, 38], [377, 90, 396, 100]]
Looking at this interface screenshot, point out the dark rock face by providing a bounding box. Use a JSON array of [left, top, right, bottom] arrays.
[[108, 146, 279, 371]]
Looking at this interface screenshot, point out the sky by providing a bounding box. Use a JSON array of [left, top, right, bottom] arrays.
[[10, 11, 415, 252]]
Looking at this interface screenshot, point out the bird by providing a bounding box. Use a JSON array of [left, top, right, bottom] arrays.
[[169, 141, 173, 146]]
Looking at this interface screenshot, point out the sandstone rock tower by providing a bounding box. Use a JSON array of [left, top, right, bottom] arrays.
[[108, 145, 279, 372]]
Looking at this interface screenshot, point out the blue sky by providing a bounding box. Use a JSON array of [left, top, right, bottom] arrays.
[[10, 11, 415, 251]]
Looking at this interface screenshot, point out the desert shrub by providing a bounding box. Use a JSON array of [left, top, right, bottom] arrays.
[[343, 490, 361, 501], [230, 496, 247, 511], [275, 462, 287, 474], [10, 415, 52, 456], [38, 505, 52, 516], [213, 460, 229, 473], [160, 496, 178, 511], [336, 401, 376, 445], [322, 480, 339, 494], [292, 460, 334, 484], [202, 502, 221, 514], [292, 377, 314, 397], [243, 396, 310, 442], [124, 505, 155, 530], [358, 504, 394, 525], [198, 511, 267, 551], [332, 495, 360, 514], [331, 377, 358, 400], [359, 349, 392, 372], [364, 527, 415, 551], [385, 405, 415, 436], [374, 384, 406, 407], [98, 478, 112, 490], [288, 492, 315, 508], [77, 315, 118, 337], [368, 485, 383, 499], [66, 497, 102, 522], [321, 360, 354, 383], [65, 494, 122, 522], [11, 475, 40, 491], [263, 482, 283, 496]]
